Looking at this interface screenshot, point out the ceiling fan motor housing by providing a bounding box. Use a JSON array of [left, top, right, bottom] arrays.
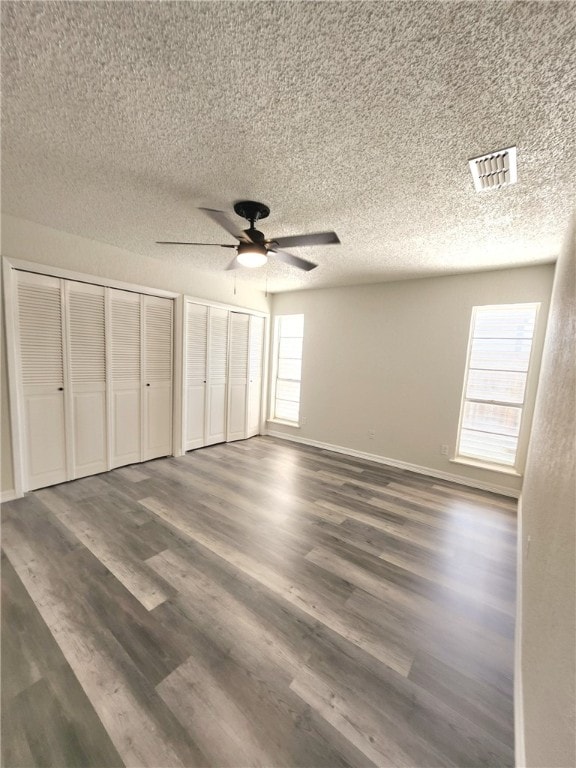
[[233, 200, 270, 224], [244, 227, 267, 245]]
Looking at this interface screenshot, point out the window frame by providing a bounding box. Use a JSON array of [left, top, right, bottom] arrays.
[[270, 314, 304, 425], [455, 302, 540, 471]]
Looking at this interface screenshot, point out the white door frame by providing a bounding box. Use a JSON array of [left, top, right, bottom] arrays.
[[3, 257, 270, 497], [2, 256, 181, 498], [180, 295, 269, 454]]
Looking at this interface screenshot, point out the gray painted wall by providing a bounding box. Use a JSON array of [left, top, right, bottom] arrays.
[[270, 265, 554, 494]]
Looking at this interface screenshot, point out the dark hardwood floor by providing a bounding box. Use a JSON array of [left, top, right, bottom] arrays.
[[1, 436, 517, 767]]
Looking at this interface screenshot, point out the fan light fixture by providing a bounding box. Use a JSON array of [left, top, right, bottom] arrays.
[[156, 200, 341, 272], [236, 242, 268, 268]]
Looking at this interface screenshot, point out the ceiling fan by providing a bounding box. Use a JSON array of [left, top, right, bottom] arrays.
[[157, 200, 340, 271]]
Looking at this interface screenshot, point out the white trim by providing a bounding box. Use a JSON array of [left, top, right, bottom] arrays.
[[2, 259, 25, 498], [266, 431, 521, 498], [104, 287, 113, 469], [269, 315, 280, 420], [184, 294, 267, 317], [450, 456, 522, 477], [259, 315, 270, 438], [61, 278, 75, 480], [5, 258, 179, 298], [172, 294, 184, 457], [181, 298, 270, 452], [267, 418, 300, 428], [0, 489, 19, 503], [270, 313, 304, 424], [3, 257, 268, 493], [3, 257, 183, 493], [515, 495, 526, 767]]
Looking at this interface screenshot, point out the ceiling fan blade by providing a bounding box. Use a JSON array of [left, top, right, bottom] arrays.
[[199, 208, 249, 242], [225, 256, 242, 271], [156, 241, 236, 247], [269, 231, 340, 249], [270, 249, 318, 272]]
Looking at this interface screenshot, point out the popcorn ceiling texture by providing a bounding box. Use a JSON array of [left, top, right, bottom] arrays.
[[2, 1, 575, 293]]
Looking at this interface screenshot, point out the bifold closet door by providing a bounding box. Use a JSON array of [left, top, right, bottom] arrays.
[[205, 307, 228, 446], [143, 295, 173, 460], [247, 315, 265, 438], [66, 281, 107, 478], [109, 289, 142, 468], [17, 272, 68, 490], [227, 312, 250, 442], [109, 291, 173, 466], [185, 302, 208, 450]]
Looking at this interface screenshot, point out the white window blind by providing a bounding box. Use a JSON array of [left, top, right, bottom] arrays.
[[456, 303, 539, 467], [273, 314, 304, 423]]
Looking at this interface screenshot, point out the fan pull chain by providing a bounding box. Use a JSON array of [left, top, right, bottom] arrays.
[[234, 275, 237, 296]]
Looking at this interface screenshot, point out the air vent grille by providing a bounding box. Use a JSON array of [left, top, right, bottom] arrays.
[[469, 147, 517, 192]]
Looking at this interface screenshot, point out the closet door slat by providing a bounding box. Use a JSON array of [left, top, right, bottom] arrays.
[[205, 307, 229, 445], [145, 299, 173, 382], [18, 279, 63, 387], [185, 302, 208, 450], [109, 289, 142, 467], [247, 315, 265, 437], [69, 290, 106, 384], [143, 296, 173, 460], [186, 302, 208, 381], [66, 282, 108, 478], [111, 294, 141, 382], [227, 312, 249, 442], [17, 272, 67, 489]]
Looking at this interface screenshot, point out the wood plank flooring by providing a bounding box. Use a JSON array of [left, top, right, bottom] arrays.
[[1, 436, 517, 767]]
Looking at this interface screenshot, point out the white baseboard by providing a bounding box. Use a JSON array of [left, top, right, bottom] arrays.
[[0, 489, 19, 503], [515, 496, 526, 767], [265, 430, 520, 498]]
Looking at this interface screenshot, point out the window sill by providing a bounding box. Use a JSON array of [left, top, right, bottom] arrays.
[[267, 419, 301, 429], [450, 456, 522, 477]]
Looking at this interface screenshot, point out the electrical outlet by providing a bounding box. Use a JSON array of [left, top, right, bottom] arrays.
[[368, 429, 376, 439], [440, 444, 449, 456], [300, 415, 307, 425]]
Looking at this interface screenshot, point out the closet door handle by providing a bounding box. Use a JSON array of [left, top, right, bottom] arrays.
[[146, 383, 150, 387], [58, 387, 64, 391]]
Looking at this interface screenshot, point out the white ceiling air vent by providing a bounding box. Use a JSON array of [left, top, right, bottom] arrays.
[[468, 146, 517, 192]]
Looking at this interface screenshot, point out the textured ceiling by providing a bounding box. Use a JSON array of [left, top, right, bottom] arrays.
[[2, 1, 575, 293]]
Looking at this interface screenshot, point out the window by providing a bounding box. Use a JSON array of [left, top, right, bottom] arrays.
[[456, 303, 539, 467], [272, 314, 304, 423]]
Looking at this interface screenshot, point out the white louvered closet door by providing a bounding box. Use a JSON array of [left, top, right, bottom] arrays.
[[247, 315, 265, 438], [109, 289, 142, 467], [143, 295, 173, 461], [205, 307, 229, 445], [227, 312, 250, 442], [17, 272, 68, 490], [185, 302, 208, 450], [66, 281, 107, 478]]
